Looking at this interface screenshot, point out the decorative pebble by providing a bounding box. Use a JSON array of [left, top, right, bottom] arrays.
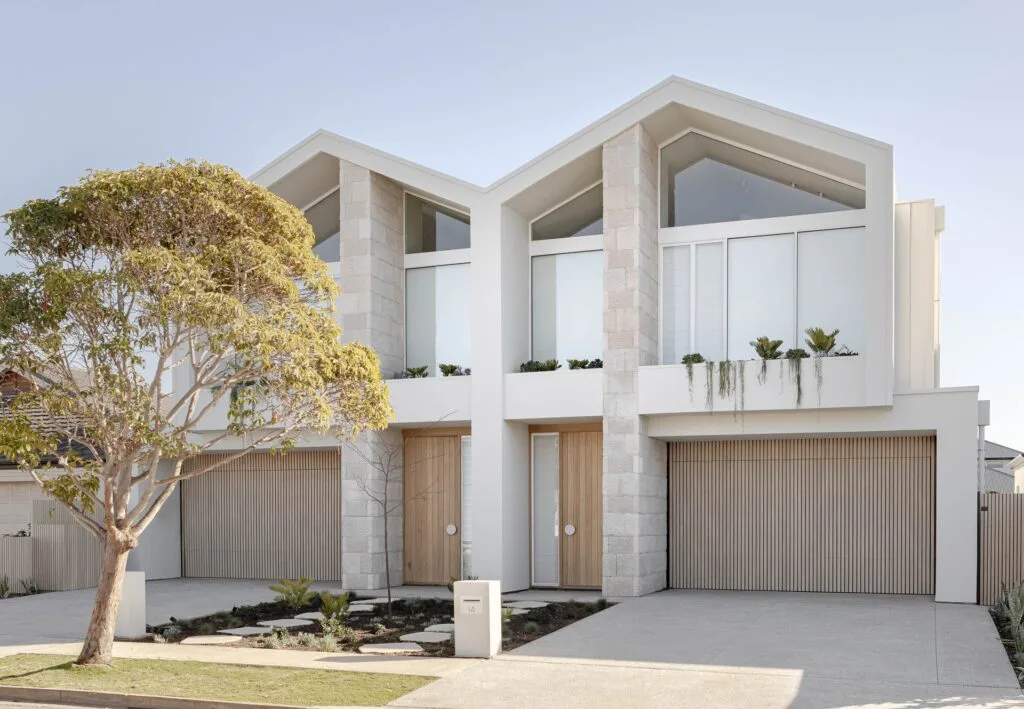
[[358, 642, 423, 655]]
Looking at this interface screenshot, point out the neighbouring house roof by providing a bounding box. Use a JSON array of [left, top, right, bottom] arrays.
[[0, 368, 100, 470], [985, 440, 1022, 461], [985, 463, 1015, 494]]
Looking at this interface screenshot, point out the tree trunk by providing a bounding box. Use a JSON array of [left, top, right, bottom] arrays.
[[76, 532, 133, 666]]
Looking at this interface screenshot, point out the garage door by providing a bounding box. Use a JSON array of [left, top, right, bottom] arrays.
[[181, 450, 342, 580], [669, 436, 935, 594]]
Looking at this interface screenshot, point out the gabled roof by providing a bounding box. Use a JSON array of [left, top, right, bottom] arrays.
[[985, 440, 1023, 460], [252, 75, 891, 214]]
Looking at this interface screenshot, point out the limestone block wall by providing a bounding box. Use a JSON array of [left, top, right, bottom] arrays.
[[601, 124, 668, 597]]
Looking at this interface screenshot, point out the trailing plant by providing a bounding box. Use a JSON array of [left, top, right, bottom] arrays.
[[681, 353, 705, 400], [20, 578, 37, 595], [586, 359, 603, 369], [784, 349, 809, 406], [404, 366, 429, 378], [519, 359, 561, 372], [833, 345, 858, 357], [737, 359, 746, 417], [439, 363, 466, 376], [705, 361, 715, 411], [750, 336, 783, 384], [269, 577, 317, 611], [718, 360, 733, 401], [805, 328, 838, 404], [567, 359, 590, 370]]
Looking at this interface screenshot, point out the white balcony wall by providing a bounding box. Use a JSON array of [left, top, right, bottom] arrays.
[[406, 263, 472, 375], [531, 250, 603, 362]]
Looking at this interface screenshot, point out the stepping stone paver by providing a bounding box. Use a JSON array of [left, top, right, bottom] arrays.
[[360, 598, 393, 604], [180, 635, 240, 646], [217, 626, 271, 637], [424, 623, 454, 632], [504, 608, 529, 616], [503, 601, 549, 609], [358, 642, 423, 655], [256, 618, 314, 629], [399, 631, 451, 643], [295, 611, 324, 621], [348, 604, 375, 613]]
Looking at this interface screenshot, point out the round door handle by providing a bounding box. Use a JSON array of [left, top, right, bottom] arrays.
[[446, 523, 458, 536], [564, 523, 576, 536]]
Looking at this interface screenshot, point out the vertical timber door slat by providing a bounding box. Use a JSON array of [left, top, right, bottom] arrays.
[[559, 431, 603, 589], [404, 435, 462, 585], [668, 436, 935, 594]]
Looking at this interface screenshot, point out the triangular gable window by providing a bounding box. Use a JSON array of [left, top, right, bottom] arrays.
[[660, 133, 864, 228]]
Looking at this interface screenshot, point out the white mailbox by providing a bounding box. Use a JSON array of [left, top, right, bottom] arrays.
[[116, 571, 147, 639], [454, 579, 501, 658]]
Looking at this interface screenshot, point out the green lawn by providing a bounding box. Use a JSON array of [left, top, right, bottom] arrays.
[[0, 654, 432, 707]]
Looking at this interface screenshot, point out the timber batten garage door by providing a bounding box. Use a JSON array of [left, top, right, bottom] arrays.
[[669, 436, 935, 594], [181, 450, 342, 580]]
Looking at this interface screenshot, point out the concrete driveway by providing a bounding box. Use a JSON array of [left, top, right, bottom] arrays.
[[394, 590, 1024, 709]]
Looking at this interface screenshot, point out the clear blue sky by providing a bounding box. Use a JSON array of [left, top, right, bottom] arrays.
[[1, 0, 1020, 444]]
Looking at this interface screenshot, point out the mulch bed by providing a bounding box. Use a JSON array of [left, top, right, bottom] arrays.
[[148, 595, 608, 656]]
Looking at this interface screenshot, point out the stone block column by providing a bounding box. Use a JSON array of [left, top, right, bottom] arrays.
[[601, 124, 668, 597], [338, 159, 405, 590]]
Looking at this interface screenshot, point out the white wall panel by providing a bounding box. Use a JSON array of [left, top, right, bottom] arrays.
[[798, 227, 866, 353], [728, 234, 796, 358]]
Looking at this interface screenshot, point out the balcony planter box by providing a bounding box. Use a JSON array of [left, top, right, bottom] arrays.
[[504, 369, 603, 421], [638, 356, 867, 416], [388, 375, 471, 425]]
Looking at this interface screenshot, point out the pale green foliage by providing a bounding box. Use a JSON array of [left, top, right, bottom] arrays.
[[804, 327, 839, 356], [750, 337, 783, 360], [0, 160, 391, 542], [314, 635, 340, 652], [270, 577, 317, 610], [997, 583, 1024, 659], [318, 590, 350, 635]]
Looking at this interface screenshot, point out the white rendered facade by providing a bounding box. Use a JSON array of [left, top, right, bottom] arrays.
[[163, 77, 981, 603]]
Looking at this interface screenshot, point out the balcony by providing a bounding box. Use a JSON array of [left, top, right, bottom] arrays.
[[638, 356, 867, 416], [387, 375, 471, 426], [504, 369, 603, 421]]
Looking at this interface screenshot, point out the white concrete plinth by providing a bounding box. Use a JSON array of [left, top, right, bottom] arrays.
[[454, 579, 501, 658], [116, 571, 146, 638]]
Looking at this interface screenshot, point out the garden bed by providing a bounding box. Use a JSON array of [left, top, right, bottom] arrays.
[[147, 594, 608, 657], [989, 606, 1024, 688]]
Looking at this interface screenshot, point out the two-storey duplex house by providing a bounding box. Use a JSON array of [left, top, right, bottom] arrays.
[[152, 77, 981, 604]]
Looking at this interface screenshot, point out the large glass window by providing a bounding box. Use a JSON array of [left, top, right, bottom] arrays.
[[405, 263, 471, 374], [304, 189, 340, 263], [531, 184, 603, 241], [660, 133, 864, 228], [531, 251, 603, 362], [405, 193, 470, 253], [797, 228, 866, 353], [727, 234, 796, 359], [661, 243, 724, 363]]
